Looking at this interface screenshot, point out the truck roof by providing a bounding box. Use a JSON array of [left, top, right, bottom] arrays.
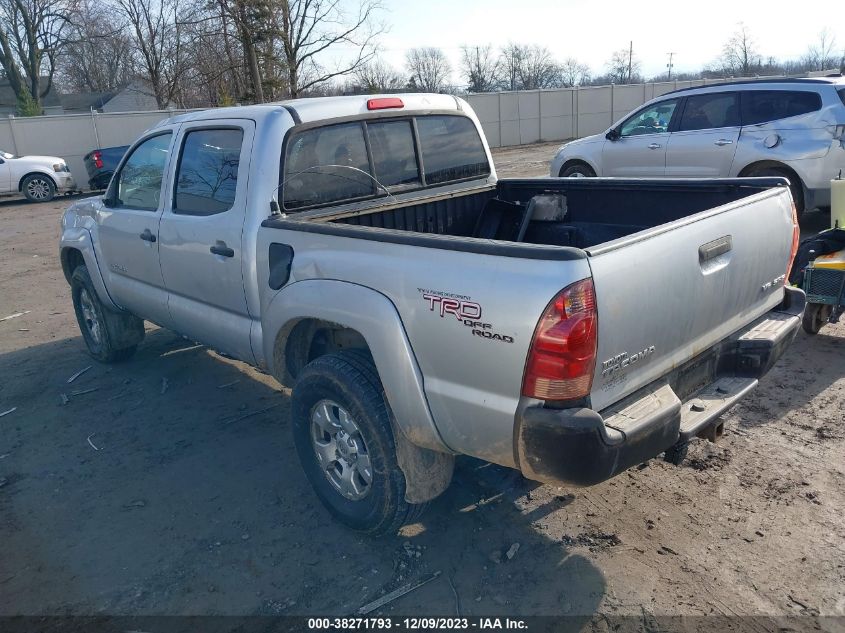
[[154, 93, 465, 128]]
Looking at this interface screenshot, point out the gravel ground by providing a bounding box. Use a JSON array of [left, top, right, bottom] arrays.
[[0, 143, 843, 629]]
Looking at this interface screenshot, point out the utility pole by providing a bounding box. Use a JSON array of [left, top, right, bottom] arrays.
[[666, 52, 675, 80], [627, 41, 633, 83]]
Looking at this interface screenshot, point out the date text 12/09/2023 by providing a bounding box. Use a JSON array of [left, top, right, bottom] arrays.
[[307, 617, 529, 630]]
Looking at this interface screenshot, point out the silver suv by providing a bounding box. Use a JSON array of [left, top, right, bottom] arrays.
[[550, 77, 845, 215]]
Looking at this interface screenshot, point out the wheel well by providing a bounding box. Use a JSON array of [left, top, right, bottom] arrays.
[[738, 160, 803, 188], [275, 318, 369, 384], [60, 247, 85, 284], [559, 159, 595, 176], [18, 171, 56, 192]]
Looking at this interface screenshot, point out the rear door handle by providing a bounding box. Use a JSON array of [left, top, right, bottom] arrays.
[[648, 143, 662, 149], [714, 139, 734, 146], [210, 242, 235, 258], [139, 229, 156, 243]]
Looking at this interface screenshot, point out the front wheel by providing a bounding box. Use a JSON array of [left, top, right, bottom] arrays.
[[560, 163, 596, 178], [22, 174, 56, 202], [291, 350, 426, 535], [802, 303, 831, 335], [71, 265, 144, 362]]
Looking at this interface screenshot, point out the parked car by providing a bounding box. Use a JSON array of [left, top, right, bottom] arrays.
[[60, 94, 803, 535], [83, 146, 129, 190], [550, 77, 845, 216], [0, 149, 77, 202]]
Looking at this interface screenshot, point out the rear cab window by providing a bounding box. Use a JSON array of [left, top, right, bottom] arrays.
[[838, 87, 845, 107], [282, 114, 489, 211], [741, 90, 822, 125]]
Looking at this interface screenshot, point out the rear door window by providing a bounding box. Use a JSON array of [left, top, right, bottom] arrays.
[[678, 92, 739, 131], [416, 115, 490, 184], [741, 90, 822, 125], [174, 128, 244, 215]]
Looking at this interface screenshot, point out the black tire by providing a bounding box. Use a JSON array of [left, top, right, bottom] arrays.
[[802, 303, 830, 335], [291, 349, 426, 535], [746, 166, 804, 217], [71, 265, 144, 362], [560, 163, 596, 178], [663, 440, 689, 466], [22, 174, 56, 203]]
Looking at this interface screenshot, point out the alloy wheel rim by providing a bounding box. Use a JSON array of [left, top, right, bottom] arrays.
[[310, 399, 373, 500], [79, 288, 102, 345], [27, 178, 50, 200]]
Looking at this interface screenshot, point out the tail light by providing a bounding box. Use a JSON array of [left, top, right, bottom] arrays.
[[522, 278, 598, 401], [785, 201, 800, 282], [92, 151, 103, 169]]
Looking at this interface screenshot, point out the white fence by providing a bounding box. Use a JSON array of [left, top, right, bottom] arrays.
[[1, 76, 784, 190]]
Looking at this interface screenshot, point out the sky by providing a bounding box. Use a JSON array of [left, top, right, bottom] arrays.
[[338, 0, 845, 85]]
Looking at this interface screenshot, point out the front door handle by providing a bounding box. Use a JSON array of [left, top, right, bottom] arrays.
[[139, 229, 156, 243], [714, 139, 734, 146], [648, 143, 662, 149], [210, 241, 235, 258]]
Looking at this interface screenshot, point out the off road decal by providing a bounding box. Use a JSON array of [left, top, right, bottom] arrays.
[[418, 288, 514, 344]]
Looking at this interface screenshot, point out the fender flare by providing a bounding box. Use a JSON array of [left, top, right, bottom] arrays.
[[59, 228, 121, 311], [262, 279, 452, 455]]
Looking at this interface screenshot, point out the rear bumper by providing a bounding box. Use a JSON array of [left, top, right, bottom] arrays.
[[515, 286, 805, 487]]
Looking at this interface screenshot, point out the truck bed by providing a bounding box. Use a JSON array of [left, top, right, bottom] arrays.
[[301, 177, 789, 252]]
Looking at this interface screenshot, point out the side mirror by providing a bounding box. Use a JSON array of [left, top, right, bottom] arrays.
[[606, 129, 620, 141]]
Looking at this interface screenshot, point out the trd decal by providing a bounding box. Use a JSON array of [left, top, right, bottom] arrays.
[[422, 293, 482, 320], [419, 288, 514, 344]]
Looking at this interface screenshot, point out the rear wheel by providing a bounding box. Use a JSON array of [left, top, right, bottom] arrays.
[[71, 265, 143, 362], [22, 174, 56, 202], [560, 163, 596, 178], [802, 303, 831, 335], [745, 166, 804, 217], [291, 350, 426, 535]]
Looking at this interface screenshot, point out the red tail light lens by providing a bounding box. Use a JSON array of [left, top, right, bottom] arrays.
[[367, 97, 404, 110], [93, 151, 103, 169], [522, 278, 598, 401], [785, 201, 800, 282]]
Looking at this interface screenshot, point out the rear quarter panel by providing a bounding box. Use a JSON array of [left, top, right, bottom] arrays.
[[257, 228, 591, 467]]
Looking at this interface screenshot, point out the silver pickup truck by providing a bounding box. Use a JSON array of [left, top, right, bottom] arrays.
[[60, 94, 804, 535]]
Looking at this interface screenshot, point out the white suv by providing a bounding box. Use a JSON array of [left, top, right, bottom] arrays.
[[550, 77, 845, 216]]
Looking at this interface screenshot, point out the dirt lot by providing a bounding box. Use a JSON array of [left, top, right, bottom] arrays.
[[1, 142, 844, 628]]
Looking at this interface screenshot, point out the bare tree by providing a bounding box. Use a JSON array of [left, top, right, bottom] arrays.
[[499, 44, 563, 90], [559, 57, 590, 87], [277, 0, 384, 98], [405, 47, 451, 92], [0, 0, 76, 113], [58, 0, 136, 93], [606, 44, 641, 84], [353, 58, 404, 93], [460, 44, 499, 93], [720, 23, 761, 76], [114, 0, 189, 108], [804, 28, 838, 71], [212, 0, 273, 103]]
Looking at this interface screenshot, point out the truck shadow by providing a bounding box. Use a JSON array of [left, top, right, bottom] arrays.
[[0, 329, 606, 620]]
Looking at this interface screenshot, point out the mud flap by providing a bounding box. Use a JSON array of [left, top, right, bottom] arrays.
[[391, 419, 455, 504]]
